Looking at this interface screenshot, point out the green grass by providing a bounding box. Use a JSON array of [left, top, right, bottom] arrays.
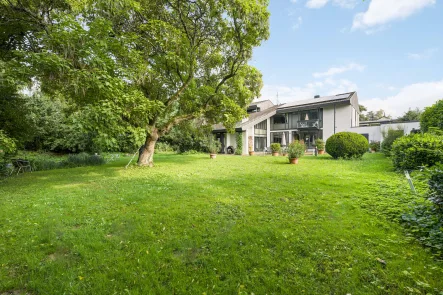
[[0, 153, 442, 295]]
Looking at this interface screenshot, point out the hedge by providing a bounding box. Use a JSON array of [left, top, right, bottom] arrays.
[[391, 133, 443, 171]]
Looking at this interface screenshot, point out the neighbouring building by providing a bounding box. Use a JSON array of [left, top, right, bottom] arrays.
[[213, 91, 420, 155]]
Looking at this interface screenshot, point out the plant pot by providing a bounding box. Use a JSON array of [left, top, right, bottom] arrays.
[[318, 150, 325, 155], [272, 152, 279, 156], [249, 151, 255, 156], [210, 153, 217, 159], [289, 158, 299, 164]]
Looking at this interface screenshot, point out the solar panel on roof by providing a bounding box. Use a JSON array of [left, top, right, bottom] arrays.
[[335, 93, 350, 99]]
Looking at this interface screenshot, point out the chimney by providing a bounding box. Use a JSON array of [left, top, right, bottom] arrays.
[[314, 95, 320, 99]]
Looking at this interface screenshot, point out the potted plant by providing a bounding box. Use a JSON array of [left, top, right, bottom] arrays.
[[369, 141, 380, 153], [207, 136, 221, 159], [248, 136, 254, 156], [315, 139, 325, 155], [287, 140, 305, 164], [270, 143, 281, 156]]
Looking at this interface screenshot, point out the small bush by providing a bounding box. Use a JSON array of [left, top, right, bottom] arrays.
[[381, 127, 404, 156], [270, 143, 281, 153], [315, 139, 325, 151], [155, 142, 175, 153], [181, 150, 200, 155], [391, 133, 443, 171], [369, 141, 381, 152], [287, 140, 305, 159], [325, 132, 368, 159]]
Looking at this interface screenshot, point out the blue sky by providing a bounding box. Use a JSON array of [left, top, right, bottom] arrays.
[[252, 0, 443, 117]]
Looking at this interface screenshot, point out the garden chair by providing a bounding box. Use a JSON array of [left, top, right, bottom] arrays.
[[12, 159, 32, 175]]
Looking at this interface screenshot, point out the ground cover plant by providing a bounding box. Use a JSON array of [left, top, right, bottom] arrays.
[[1, 153, 443, 294]]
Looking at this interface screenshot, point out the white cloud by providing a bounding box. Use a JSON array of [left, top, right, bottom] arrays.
[[313, 63, 365, 78], [407, 48, 439, 60], [306, 0, 329, 9], [306, 0, 357, 9], [260, 78, 358, 104], [352, 0, 436, 31], [292, 17, 303, 30], [361, 79, 443, 117], [333, 0, 358, 9], [290, 0, 298, 3]]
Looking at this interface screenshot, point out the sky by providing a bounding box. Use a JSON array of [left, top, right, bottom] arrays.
[[252, 0, 443, 117]]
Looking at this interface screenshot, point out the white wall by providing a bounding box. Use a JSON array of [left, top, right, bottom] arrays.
[[322, 104, 352, 142], [352, 122, 420, 143]]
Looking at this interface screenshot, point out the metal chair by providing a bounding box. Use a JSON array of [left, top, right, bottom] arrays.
[[12, 159, 32, 175]]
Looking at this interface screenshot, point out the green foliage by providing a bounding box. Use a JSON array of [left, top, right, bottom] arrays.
[[154, 142, 175, 154], [369, 141, 381, 152], [325, 132, 368, 159], [397, 107, 422, 122], [0, 130, 16, 158], [161, 120, 212, 153], [270, 143, 281, 153], [360, 108, 391, 121], [381, 127, 405, 156], [287, 140, 305, 159], [1, 0, 270, 166], [235, 132, 243, 155], [315, 138, 325, 150], [206, 136, 221, 154], [421, 99, 443, 133], [428, 164, 443, 212], [391, 133, 443, 171], [29, 152, 105, 171]]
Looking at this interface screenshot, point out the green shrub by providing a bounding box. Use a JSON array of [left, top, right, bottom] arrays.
[[381, 127, 404, 156], [0, 130, 16, 160], [287, 140, 305, 159], [325, 132, 368, 159], [155, 142, 175, 153], [420, 99, 443, 133], [391, 133, 443, 171], [369, 141, 380, 152], [206, 136, 221, 154], [29, 152, 105, 171], [315, 139, 325, 151], [270, 143, 281, 153], [235, 132, 243, 155], [429, 164, 443, 212]]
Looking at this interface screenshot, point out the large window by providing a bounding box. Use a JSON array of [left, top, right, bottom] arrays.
[[271, 132, 289, 146], [271, 114, 289, 130], [273, 115, 286, 124], [300, 110, 319, 121], [254, 120, 267, 135]]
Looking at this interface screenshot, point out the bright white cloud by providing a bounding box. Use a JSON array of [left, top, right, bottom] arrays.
[[306, 0, 357, 9], [290, 0, 298, 3], [352, 0, 436, 31], [407, 48, 439, 60], [333, 0, 358, 9], [259, 78, 358, 104], [313, 63, 365, 78], [361, 79, 443, 117], [292, 17, 303, 30], [306, 0, 329, 9]]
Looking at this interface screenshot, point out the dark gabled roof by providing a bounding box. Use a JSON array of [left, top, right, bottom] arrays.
[[277, 92, 355, 113]]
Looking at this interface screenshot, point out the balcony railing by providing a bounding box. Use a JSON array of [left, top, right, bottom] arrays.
[[297, 120, 321, 129]]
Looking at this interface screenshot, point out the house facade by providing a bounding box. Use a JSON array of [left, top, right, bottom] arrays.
[[213, 92, 360, 154]]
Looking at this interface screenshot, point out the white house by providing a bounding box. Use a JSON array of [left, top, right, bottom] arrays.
[[213, 91, 420, 154]]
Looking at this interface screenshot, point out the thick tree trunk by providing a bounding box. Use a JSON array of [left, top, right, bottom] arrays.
[[137, 128, 159, 167]]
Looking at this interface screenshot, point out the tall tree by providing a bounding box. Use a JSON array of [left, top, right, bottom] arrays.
[[397, 107, 422, 122], [1, 0, 270, 166]]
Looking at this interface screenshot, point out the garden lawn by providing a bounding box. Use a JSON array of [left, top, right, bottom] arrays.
[[0, 153, 442, 295]]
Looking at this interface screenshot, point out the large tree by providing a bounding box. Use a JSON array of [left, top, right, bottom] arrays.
[[1, 0, 270, 166]]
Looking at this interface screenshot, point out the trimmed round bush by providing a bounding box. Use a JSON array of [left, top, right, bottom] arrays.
[[325, 132, 368, 159], [391, 133, 443, 171]]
